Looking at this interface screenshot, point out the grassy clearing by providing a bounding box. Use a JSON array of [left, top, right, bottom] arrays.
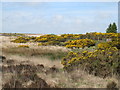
[[2, 46, 69, 61]]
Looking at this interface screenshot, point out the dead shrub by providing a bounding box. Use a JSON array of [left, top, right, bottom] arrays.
[[6, 59, 15, 65], [2, 79, 23, 88], [106, 81, 117, 89], [0, 56, 6, 62], [28, 77, 50, 88], [45, 65, 59, 75]]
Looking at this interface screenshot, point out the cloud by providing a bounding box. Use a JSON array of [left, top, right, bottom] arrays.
[[54, 15, 64, 21], [2, 2, 118, 34], [2, 10, 117, 34], [25, 2, 41, 6], [52, 15, 64, 24]]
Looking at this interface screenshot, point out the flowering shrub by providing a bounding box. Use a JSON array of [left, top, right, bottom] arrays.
[[107, 40, 120, 49], [85, 32, 119, 40], [64, 39, 95, 49], [61, 47, 120, 78], [97, 42, 111, 50], [98, 39, 120, 49], [35, 34, 58, 42], [18, 45, 29, 48], [38, 43, 48, 46], [11, 37, 30, 43], [11, 33, 119, 46]]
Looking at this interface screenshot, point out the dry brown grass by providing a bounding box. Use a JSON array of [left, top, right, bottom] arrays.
[[37, 67, 119, 88], [1, 36, 119, 88], [4, 55, 63, 69], [2, 36, 69, 63], [2, 55, 119, 88], [0, 72, 2, 90], [1, 36, 69, 69]]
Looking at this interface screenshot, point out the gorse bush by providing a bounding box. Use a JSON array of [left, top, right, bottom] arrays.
[[98, 39, 120, 50], [11, 36, 30, 43], [64, 39, 95, 49], [107, 39, 120, 49], [18, 45, 29, 48], [61, 47, 120, 78], [97, 42, 111, 50], [38, 43, 48, 46], [35, 34, 59, 42], [11, 33, 119, 45], [35, 34, 63, 46]]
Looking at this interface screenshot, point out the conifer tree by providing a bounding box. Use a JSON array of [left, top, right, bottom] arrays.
[[111, 22, 117, 33], [106, 23, 117, 33]]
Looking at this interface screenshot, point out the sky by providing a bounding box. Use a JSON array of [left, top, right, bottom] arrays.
[[1, 2, 118, 34]]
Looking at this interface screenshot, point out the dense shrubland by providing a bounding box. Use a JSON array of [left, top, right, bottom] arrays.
[[97, 41, 120, 50], [1, 32, 120, 88], [10, 32, 119, 46], [11, 36, 30, 43], [9, 32, 120, 79], [61, 46, 120, 78], [64, 39, 95, 49], [11, 36, 36, 43]]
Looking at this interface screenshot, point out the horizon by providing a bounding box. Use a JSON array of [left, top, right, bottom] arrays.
[[1, 2, 118, 34]]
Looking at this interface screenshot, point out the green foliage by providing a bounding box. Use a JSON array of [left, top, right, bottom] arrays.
[[41, 52, 68, 60], [61, 47, 120, 78], [11, 36, 31, 43], [64, 39, 95, 49], [97, 42, 111, 50], [106, 23, 117, 33], [98, 38, 120, 50], [11, 33, 119, 48]]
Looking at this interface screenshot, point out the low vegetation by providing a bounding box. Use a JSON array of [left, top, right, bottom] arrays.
[[2, 46, 69, 60], [0, 33, 25, 36], [1, 56, 119, 88], [62, 47, 120, 78], [64, 39, 95, 49], [18, 45, 29, 48], [1, 32, 120, 88], [10, 32, 119, 45]]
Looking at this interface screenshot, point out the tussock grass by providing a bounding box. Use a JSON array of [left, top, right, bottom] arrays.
[[2, 54, 119, 88], [37, 67, 119, 88], [2, 46, 69, 60]]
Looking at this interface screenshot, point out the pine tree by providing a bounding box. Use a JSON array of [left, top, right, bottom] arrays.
[[111, 22, 117, 33], [106, 23, 117, 33], [106, 23, 112, 33]]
